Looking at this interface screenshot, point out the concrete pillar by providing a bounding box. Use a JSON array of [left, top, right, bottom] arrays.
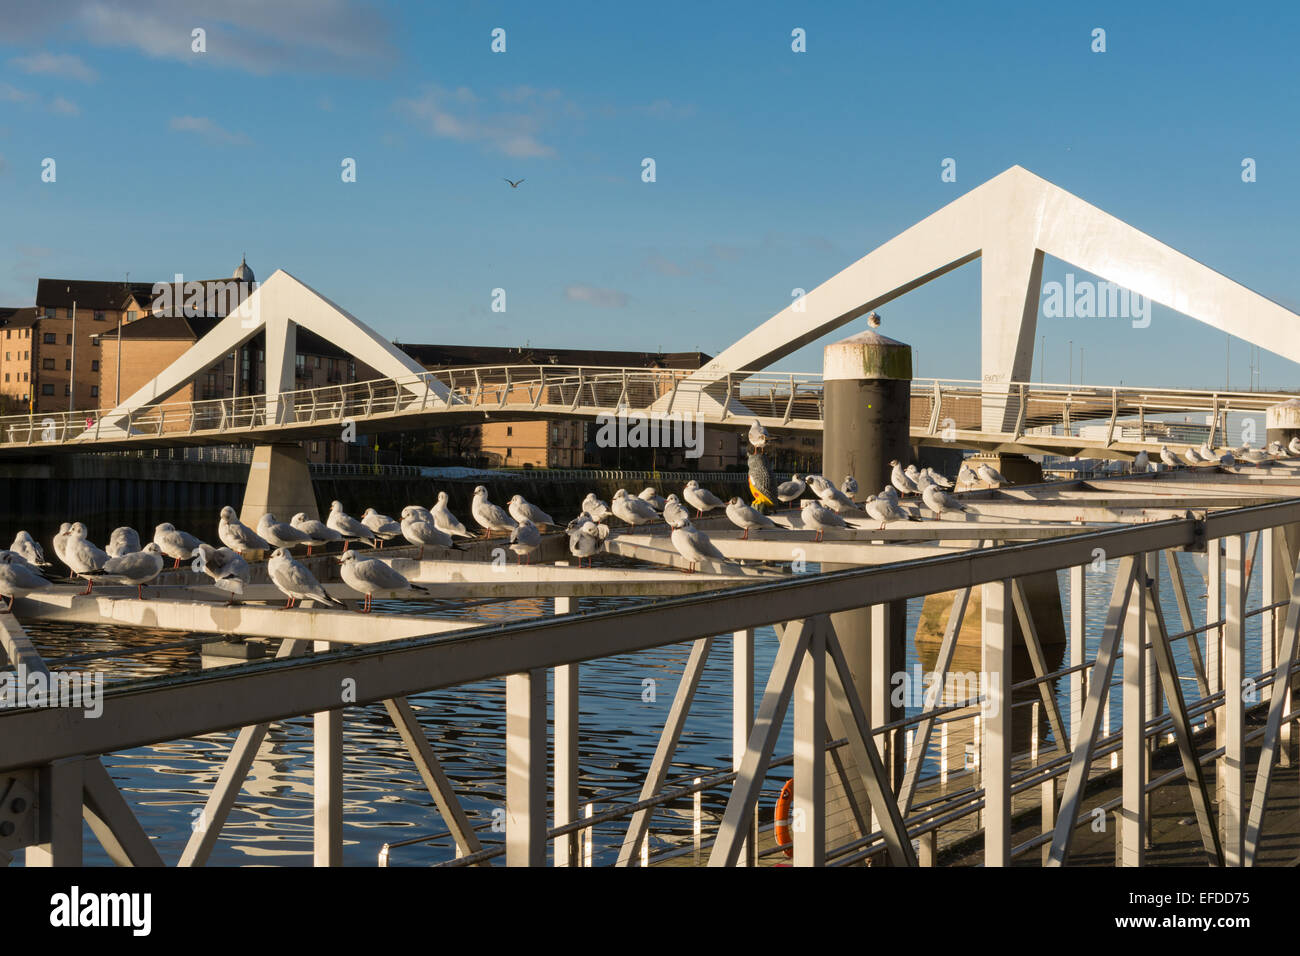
[[821, 318, 910, 850], [239, 442, 319, 527], [1265, 398, 1300, 446]]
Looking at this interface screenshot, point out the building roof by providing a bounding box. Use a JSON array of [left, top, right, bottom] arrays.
[[0, 307, 39, 329], [395, 344, 712, 370], [35, 278, 139, 312]]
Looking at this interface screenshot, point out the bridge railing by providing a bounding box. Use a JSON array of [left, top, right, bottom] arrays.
[[0, 367, 1291, 449]]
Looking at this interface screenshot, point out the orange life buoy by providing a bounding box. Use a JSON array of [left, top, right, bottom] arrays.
[[774, 778, 794, 858]]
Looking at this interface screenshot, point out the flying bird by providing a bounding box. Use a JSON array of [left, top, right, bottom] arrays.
[[503, 178, 525, 188]]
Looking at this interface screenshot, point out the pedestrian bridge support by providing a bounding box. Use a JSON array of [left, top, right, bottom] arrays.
[[240, 443, 318, 527]]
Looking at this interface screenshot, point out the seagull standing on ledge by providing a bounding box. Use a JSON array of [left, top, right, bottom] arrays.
[[1159, 445, 1179, 469]]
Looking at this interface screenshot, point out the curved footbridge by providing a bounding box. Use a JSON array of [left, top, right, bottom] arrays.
[[5, 461, 1300, 867]]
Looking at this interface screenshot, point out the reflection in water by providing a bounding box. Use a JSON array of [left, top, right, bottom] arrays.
[[7, 547, 1265, 866]]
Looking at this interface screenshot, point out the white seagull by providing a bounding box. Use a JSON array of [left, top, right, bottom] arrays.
[[10, 531, 49, 567], [471, 486, 517, 537], [1133, 451, 1150, 473], [509, 519, 543, 564], [841, 476, 859, 498], [976, 463, 1009, 487], [218, 506, 272, 556], [890, 460, 919, 496], [581, 493, 611, 523], [431, 492, 475, 539], [337, 550, 427, 612], [52, 522, 75, 578], [1183, 447, 1204, 466], [258, 513, 313, 551], [400, 508, 456, 559], [567, 516, 608, 567], [922, 484, 969, 518], [292, 512, 343, 555], [65, 523, 109, 594], [612, 489, 659, 526], [777, 475, 806, 508], [267, 548, 342, 608], [508, 494, 556, 528], [193, 543, 250, 604], [668, 518, 730, 573], [865, 494, 911, 530], [726, 497, 776, 539], [0, 552, 53, 610], [362, 508, 403, 547], [1289, 437, 1300, 457], [801, 500, 848, 542], [683, 480, 726, 518], [638, 487, 666, 511], [1159, 445, 1180, 469], [662, 494, 691, 528], [101, 543, 165, 599], [327, 500, 379, 550], [153, 522, 202, 568]]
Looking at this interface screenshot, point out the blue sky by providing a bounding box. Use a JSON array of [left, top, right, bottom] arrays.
[[1, 1, 1298, 388]]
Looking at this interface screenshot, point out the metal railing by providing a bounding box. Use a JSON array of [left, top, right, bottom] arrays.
[[3, 495, 1298, 867]]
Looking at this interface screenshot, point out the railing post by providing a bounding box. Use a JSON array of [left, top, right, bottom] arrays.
[[553, 590, 580, 867], [981, 578, 1011, 866], [1120, 553, 1146, 866], [1222, 534, 1246, 865], [506, 669, 547, 866]]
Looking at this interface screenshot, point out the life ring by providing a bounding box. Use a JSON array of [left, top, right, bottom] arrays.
[[774, 778, 794, 858]]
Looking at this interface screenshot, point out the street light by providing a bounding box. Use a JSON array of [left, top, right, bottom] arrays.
[[67, 285, 76, 413]]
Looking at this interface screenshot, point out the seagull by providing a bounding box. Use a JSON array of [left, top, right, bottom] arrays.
[[218, 506, 272, 556], [1219, 451, 1236, 469], [154, 522, 203, 569], [193, 543, 249, 604], [1199, 442, 1216, 461], [471, 486, 517, 537], [10, 531, 48, 567], [957, 463, 978, 488], [291, 512, 343, 555], [683, 480, 726, 518], [509, 519, 543, 564], [1160, 445, 1180, 469], [777, 475, 806, 508], [404, 504, 434, 523], [924, 468, 953, 490], [922, 483, 969, 518], [1133, 450, 1150, 473], [101, 543, 165, 599], [326, 500, 379, 551], [814, 481, 858, 514], [337, 550, 427, 612], [890, 460, 919, 496], [1183, 447, 1204, 466], [581, 493, 611, 523], [65, 523, 109, 594], [612, 489, 659, 526], [508, 494, 557, 529], [503, 178, 525, 188], [639, 487, 666, 511], [104, 527, 140, 559], [1290, 437, 1300, 457], [400, 508, 457, 559], [748, 420, 770, 449], [801, 500, 848, 542], [567, 516, 607, 567], [258, 513, 313, 551], [726, 497, 777, 539], [432, 491, 475, 540], [865, 494, 911, 530], [669, 518, 730, 573], [52, 522, 75, 578], [0, 552, 53, 610], [362, 508, 404, 547], [1268, 440, 1285, 456], [267, 548, 342, 609], [976, 463, 1009, 487], [663, 494, 691, 528]]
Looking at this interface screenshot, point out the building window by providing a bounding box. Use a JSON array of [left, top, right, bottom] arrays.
[[311, 441, 320, 453], [42, 358, 54, 370], [127, 311, 137, 322], [66, 334, 72, 345], [66, 308, 73, 319], [64, 359, 71, 370], [94, 310, 105, 321], [506, 447, 512, 458], [91, 360, 99, 372], [3, 374, 7, 383], [91, 386, 98, 398], [3, 353, 8, 361], [43, 333, 55, 344], [41, 384, 53, 396], [3, 331, 8, 339], [90, 336, 100, 347], [43, 307, 55, 319], [64, 385, 70, 396], [506, 426, 513, 436], [295, 354, 305, 369], [22, 373, 27, 382], [314, 355, 321, 368], [22, 351, 28, 360]]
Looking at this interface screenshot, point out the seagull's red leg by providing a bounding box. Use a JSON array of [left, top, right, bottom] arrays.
[[82, 578, 92, 595], [137, 584, 143, 600], [307, 544, 314, 556], [343, 540, 350, 553], [173, 557, 181, 569]]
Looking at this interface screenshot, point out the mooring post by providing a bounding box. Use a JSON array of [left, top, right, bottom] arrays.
[[821, 317, 911, 854]]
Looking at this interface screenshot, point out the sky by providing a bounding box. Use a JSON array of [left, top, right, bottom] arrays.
[[1, 1, 1299, 389]]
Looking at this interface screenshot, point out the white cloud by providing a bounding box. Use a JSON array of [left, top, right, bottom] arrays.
[[0, 84, 34, 103], [169, 115, 250, 145], [12, 52, 98, 82], [4, 1, 393, 75], [50, 97, 80, 117], [397, 85, 556, 159], [565, 284, 629, 308]]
